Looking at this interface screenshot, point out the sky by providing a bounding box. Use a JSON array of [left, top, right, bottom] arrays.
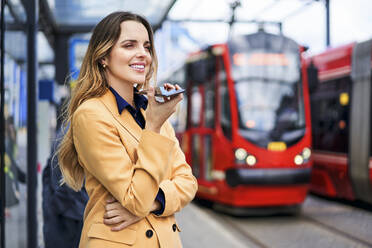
[[155, 0, 372, 79], [168, 0, 372, 53], [34, 0, 372, 81]]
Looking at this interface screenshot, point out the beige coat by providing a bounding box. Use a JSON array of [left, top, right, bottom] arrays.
[[72, 90, 198, 247]]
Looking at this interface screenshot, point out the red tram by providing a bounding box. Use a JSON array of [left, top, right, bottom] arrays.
[[170, 31, 313, 212], [308, 39, 372, 204]]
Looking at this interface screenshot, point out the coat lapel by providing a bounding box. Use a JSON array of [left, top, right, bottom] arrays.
[[98, 90, 142, 142]]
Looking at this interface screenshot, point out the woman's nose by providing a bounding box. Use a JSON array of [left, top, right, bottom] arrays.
[[136, 47, 148, 57]]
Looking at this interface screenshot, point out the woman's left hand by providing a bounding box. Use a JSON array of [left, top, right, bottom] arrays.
[[103, 195, 143, 231]]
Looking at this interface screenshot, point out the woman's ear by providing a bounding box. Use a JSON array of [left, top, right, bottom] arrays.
[[100, 58, 107, 67]]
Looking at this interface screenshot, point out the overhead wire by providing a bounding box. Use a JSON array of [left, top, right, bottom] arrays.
[[280, 0, 317, 21], [184, 0, 205, 19], [250, 0, 281, 20]]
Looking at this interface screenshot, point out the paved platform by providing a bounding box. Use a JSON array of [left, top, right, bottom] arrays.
[[176, 202, 248, 248]]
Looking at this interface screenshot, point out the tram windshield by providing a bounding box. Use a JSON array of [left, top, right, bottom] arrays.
[[228, 32, 306, 147]]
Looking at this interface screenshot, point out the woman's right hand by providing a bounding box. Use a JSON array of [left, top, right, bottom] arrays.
[[145, 83, 183, 133], [103, 195, 143, 231]]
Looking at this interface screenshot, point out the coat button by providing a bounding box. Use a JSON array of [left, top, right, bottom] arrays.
[[172, 224, 177, 232], [146, 229, 153, 238]]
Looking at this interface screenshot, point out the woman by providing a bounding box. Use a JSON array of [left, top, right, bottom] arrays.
[[58, 11, 198, 247]]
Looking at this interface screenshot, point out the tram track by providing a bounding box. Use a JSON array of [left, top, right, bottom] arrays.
[[218, 214, 269, 248], [201, 204, 372, 248], [300, 214, 372, 248], [218, 212, 372, 248], [191, 195, 372, 248]]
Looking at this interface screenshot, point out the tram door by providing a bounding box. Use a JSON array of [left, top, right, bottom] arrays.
[[310, 75, 352, 197], [188, 55, 216, 182]]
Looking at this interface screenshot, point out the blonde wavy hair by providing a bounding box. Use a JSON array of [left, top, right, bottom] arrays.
[[58, 11, 158, 191]]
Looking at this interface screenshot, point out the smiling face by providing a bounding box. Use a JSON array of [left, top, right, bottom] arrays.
[[103, 20, 152, 87]]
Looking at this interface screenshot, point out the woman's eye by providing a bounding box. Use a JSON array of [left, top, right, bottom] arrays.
[[124, 43, 133, 48], [145, 46, 151, 51]]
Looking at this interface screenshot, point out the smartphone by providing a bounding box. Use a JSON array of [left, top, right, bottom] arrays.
[[155, 86, 185, 97], [138, 86, 185, 97]]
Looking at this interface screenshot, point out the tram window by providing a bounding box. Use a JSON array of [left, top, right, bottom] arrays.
[[204, 135, 213, 181], [188, 60, 206, 84], [218, 56, 232, 139], [191, 135, 201, 178], [307, 62, 319, 94], [204, 64, 216, 128], [311, 76, 351, 153], [190, 86, 202, 127], [205, 84, 215, 128], [370, 73, 372, 157]]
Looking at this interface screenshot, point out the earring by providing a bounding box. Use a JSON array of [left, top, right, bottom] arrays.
[[103, 64, 107, 68]]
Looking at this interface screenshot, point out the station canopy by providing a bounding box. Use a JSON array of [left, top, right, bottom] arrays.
[[3, 0, 176, 63], [45, 0, 176, 32]]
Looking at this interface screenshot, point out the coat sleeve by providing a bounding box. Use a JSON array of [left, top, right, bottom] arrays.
[[156, 121, 198, 217], [72, 104, 176, 217]]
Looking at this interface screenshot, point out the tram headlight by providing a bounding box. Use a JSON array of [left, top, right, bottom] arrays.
[[294, 155, 304, 165], [235, 148, 257, 166], [302, 147, 311, 160], [246, 155, 257, 166], [235, 148, 247, 163]]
